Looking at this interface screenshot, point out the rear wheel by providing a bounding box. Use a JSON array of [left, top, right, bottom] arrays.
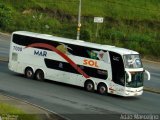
[[85, 81, 94, 92], [97, 83, 107, 95], [35, 70, 44, 81], [25, 67, 34, 79]]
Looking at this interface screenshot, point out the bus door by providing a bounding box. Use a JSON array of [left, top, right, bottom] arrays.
[[109, 52, 125, 93]]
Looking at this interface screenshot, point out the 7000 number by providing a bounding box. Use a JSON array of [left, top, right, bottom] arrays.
[[13, 46, 22, 52]]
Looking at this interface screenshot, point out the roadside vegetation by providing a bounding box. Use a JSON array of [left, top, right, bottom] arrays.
[[0, 103, 40, 120], [0, 0, 160, 60]]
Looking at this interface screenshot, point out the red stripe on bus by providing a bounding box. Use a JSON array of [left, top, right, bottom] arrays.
[[25, 43, 90, 79], [109, 88, 115, 91]]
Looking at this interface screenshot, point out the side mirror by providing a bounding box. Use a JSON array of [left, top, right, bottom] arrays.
[[144, 70, 151, 80], [126, 70, 131, 82]]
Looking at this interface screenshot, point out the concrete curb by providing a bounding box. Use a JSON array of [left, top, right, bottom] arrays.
[[0, 57, 8, 62], [0, 32, 10, 36], [142, 59, 160, 65], [144, 87, 160, 94]]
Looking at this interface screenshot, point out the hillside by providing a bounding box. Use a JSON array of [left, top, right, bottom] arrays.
[[0, 0, 160, 59]]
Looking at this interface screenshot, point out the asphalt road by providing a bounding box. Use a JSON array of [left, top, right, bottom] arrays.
[[143, 61, 160, 90], [0, 33, 10, 58], [0, 61, 160, 120], [0, 33, 159, 90], [0, 33, 160, 120]]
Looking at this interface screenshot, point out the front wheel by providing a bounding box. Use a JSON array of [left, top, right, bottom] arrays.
[[97, 84, 108, 95], [35, 70, 44, 81]]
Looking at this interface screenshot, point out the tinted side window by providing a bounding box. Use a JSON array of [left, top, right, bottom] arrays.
[[44, 59, 108, 80], [13, 34, 57, 46], [12, 34, 108, 60]]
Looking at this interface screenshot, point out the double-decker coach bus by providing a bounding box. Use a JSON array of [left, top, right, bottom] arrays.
[[8, 31, 150, 96]]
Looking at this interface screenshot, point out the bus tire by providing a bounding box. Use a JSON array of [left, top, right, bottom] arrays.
[[35, 69, 44, 81], [84, 80, 94, 92], [25, 67, 34, 79], [97, 83, 108, 95]]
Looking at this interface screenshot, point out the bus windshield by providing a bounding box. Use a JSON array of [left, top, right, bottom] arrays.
[[124, 54, 142, 68], [126, 72, 144, 88]]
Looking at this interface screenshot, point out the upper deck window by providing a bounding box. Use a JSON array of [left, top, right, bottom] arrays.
[[124, 54, 142, 68]]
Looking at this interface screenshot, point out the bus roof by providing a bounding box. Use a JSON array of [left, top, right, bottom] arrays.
[[12, 31, 139, 55]]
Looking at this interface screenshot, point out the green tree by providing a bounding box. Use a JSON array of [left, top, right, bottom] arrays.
[[0, 4, 12, 29]]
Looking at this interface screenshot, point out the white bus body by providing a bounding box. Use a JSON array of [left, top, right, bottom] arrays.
[[8, 31, 150, 96]]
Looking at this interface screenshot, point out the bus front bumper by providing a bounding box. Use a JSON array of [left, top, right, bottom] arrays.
[[123, 87, 143, 96]]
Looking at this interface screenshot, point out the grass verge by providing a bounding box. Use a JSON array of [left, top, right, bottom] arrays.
[[0, 103, 41, 120], [0, 0, 160, 59]]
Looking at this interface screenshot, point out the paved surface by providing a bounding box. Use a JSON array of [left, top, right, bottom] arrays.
[[0, 33, 10, 58], [0, 33, 65, 120], [0, 33, 160, 120], [0, 61, 160, 120], [143, 61, 160, 91], [0, 33, 159, 91]]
